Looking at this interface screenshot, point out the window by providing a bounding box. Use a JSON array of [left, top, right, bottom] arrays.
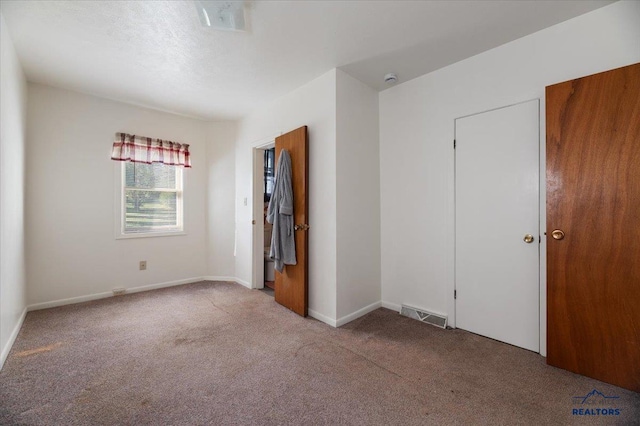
[[111, 132, 190, 238], [264, 148, 275, 202], [120, 162, 183, 236]]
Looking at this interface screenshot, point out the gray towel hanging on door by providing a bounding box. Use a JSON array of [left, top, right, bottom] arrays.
[[266, 149, 296, 272]]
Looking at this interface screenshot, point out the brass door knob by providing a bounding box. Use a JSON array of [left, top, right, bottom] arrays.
[[551, 229, 565, 240], [523, 234, 535, 243]]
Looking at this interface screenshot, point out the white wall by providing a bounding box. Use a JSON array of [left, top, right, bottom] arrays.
[[206, 121, 237, 278], [234, 70, 338, 323], [26, 84, 209, 307], [379, 0, 640, 355], [0, 14, 28, 368], [335, 70, 381, 321]]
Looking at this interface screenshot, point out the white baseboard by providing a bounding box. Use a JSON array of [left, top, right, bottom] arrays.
[[202, 276, 252, 289], [27, 277, 205, 312], [381, 301, 402, 313], [308, 302, 385, 328], [201, 276, 237, 283], [28, 291, 113, 311], [233, 277, 252, 289], [0, 307, 27, 370], [124, 277, 206, 295], [336, 301, 382, 327], [26, 277, 256, 312], [308, 309, 337, 327]]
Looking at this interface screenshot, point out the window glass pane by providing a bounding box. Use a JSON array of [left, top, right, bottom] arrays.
[[125, 162, 176, 189], [125, 190, 178, 232]]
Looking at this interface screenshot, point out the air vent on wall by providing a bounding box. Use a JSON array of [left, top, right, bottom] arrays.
[[400, 305, 447, 329]]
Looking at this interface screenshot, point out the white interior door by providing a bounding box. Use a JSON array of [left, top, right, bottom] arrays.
[[455, 99, 539, 352]]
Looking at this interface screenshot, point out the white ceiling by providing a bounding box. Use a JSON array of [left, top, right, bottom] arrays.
[[0, 0, 613, 120]]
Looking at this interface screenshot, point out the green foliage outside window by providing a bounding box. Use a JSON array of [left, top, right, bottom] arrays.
[[124, 162, 181, 233]]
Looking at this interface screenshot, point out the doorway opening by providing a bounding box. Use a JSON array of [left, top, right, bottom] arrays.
[[251, 126, 309, 316], [263, 147, 276, 294], [251, 140, 276, 296]]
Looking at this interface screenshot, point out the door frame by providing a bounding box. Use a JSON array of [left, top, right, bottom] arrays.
[[451, 98, 544, 354], [251, 137, 277, 290]]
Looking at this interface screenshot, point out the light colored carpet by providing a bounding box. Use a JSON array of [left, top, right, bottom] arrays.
[[1, 281, 638, 425]]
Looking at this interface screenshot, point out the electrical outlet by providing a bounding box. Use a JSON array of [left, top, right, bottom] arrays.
[[112, 288, 126, 296], [139, 260, 147, 270]]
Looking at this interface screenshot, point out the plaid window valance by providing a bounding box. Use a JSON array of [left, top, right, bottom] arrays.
[[111, 133, 191, 168]]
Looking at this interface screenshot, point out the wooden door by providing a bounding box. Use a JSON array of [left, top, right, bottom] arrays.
[[546, 63, 640, 392], [274, 126, 308, 316], [455, 100, 540, 352]]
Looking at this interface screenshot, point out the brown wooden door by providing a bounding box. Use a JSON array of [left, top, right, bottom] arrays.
[[274, 126, 308, 316], [546, 63, 640, 392]]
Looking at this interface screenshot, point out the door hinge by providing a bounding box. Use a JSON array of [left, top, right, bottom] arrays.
[[453, 139, 456, 149], [454, 290, 457, 299]]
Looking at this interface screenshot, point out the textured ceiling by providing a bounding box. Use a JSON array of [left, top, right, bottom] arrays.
[[0, 0, 613, 120]]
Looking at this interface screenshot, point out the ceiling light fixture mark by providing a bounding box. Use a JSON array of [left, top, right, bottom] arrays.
[[202, 8, 211, 27], [195, 1, 246, 31], [384, 73, 398, 84]]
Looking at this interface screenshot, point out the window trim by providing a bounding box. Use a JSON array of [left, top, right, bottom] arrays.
[[114, 161, 186, 240]]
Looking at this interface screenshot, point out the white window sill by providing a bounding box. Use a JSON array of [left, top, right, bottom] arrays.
[[116, 231, 186, 240]]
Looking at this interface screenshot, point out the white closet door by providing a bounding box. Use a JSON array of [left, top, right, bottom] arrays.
[[455, 100, 540, 352]]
